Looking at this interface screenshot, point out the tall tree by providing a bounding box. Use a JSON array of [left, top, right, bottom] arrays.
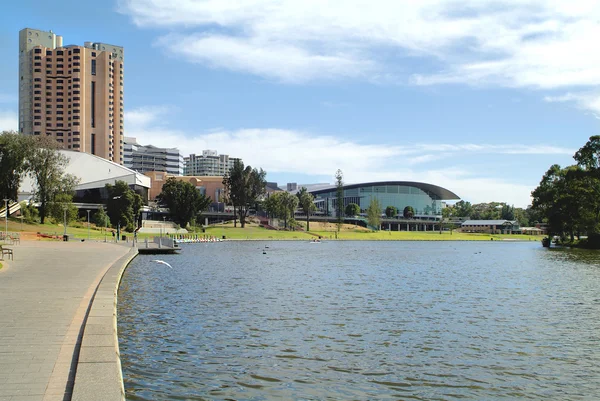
[[403, 205, 415, 219], [93, 206, 111, 231], [157, 178, 212, 228], [366, 197, 382, 230], [335, 169, 344, 232], [223, 160, 267, 228], [0, 131, 34, 202], [297, 187, 317, 231], [27, 138, 79, 224], [105, 180, 143, 232]]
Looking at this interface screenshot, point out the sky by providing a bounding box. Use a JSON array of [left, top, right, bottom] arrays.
[[1, 0, 599, 208]]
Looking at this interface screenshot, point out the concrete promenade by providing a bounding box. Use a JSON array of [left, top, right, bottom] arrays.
[[0, 241, 135, 401]]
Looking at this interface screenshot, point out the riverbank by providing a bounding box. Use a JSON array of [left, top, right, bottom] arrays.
[[0, 241, 133, 401]]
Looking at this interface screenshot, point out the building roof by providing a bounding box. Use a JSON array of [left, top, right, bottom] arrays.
[[19, 150, 151, 199], [299, 181, 460, 200], [462, 220, 519, 226]]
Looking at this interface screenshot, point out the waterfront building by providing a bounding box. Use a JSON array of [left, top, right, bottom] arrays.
[[18, 28, 124, 164], [183, 150, 240, 176], [461, 220, 520, 234], [124, 137, 183, 176], [19, 150, 150, 205], [298, 181, 460, 220]]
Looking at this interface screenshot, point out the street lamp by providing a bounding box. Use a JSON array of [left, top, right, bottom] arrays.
[[86, 210, 91, 240], [163, 216, 166, 238], [63, 204, 68, 238], [3, 198, 8, 240], [112, 196, 122, 242]]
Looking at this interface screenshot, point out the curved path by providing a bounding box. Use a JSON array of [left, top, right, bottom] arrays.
[[0, 241, 135, 401]]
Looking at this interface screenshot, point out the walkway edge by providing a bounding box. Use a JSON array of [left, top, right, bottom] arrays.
[[71, 247, 138, 401]]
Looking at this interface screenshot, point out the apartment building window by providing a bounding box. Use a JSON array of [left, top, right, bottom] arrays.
[[34, 84, 41, 88], [73, 122, 80, 126], [57, 79, 63, 83], [57, 58, 63, 62], [57, 86, 63, 90], [46, 50, 52, 56], [56, 132, 64, 136], [90, 81, 96, 127], [57, 51, 63, 56], [91, 59, 96, 75], [46, 64, 51, 68], [73, 78, 80, 82], [91, 133, 96, 155], [34, 97, 41, 101], [73, 68, 80, 72], [34, 49, 41, 54], [34, 103, 41, 107], [57, 64, 63, 68], [34, 78, 41, 82], [34, 122, 41, 126], [46, 70, 51, 74], [73, 62, 80, 67], [74, 48, 80, 54], [73, 55, 80, 60], [46, 110, 51, 115], [73, 84, 80, 89], [57, 71, 64, 75], [34, 109, 41, 114], [34, 62, 41, 67], [57, 105, 63, 108], [57, 92, 63, 96], [34, 132, 41, 135], [45, 85, 51, 90], [34, 90, 41, 95], [46, 79, 51, 83], [34, 68, 41, 73], [34, 55, 41, 60]]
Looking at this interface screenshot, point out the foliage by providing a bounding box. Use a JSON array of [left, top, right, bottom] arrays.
[[531, 135, 600, 242], [345, 203, 360, 217], [26, 137, 79, 224], [335, 169, 344, 232], [366, 197, 382, 230], [222, 160, 267, 228], [385, 205, 398, 218], [0, 131, 34, 202], [19, 201, 39, 224], [264, 191, 298, 229], [297, 187, 317, 231], [156, 177, 212, 228], [47, 193, 78, 225], [93, 206, 111, 229], [403, 205, 415, 219], [105, 180, 143, 232]]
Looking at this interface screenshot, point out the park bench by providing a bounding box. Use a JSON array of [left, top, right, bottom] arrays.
[[9, 233, 20, 245], [0, 244, 13, 260]]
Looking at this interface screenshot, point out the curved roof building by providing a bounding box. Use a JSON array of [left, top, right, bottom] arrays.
[[300, 181, 460, 219]]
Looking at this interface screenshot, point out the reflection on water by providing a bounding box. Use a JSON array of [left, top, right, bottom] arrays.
[[118, 241, 600, 400]]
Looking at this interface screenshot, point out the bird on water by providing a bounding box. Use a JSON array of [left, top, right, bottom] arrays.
[[152, 260, 173, 268]]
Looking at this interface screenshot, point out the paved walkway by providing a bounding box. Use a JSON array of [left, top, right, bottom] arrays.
[[0, 241, 132, 401]]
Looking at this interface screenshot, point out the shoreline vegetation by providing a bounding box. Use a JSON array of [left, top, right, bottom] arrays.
[[3, 219, 545, 242]]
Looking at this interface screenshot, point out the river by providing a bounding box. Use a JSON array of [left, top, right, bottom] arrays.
[[117, 241, 600, 400]]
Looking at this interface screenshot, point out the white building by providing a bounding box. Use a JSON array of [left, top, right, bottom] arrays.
[[184, 150, 240, 176], [19, 150, 151, 204], [124, 137, 183, 176]]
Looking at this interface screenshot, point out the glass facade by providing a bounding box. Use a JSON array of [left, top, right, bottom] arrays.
[[313, 184, 444, 218]]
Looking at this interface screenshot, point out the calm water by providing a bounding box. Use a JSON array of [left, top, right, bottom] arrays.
[[118, 241, 600, 400]]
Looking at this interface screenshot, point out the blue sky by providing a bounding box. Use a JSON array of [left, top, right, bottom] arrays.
[[2, 0, 599, 207]]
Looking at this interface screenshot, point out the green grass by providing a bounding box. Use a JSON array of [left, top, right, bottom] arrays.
[[2, 217, 545, 242]]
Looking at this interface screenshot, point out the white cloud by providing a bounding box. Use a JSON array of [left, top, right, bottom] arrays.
[[126, 106, 567, 207], [544, 92, 600, 116], [0, 110, 18, 132], [119, 0, 600, 89]]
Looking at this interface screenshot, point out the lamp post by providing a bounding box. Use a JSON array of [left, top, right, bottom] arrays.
[[63, 204, 68, 238], [86, 210, 91, 240], [112, 195, 122, 242], [3, 198, 8, 240]]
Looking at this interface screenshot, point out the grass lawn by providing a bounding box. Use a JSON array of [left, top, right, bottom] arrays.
[[2, 217, 545, 242]]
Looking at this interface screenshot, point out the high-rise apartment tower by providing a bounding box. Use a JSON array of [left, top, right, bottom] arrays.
[[19, 28, 124, 164], [184, 150, 241, 176]]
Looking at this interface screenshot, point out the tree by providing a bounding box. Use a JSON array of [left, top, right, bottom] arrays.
[[263, 192, 298, 229], [223, 160, 267, 228], [105, 180, 143, 232], [366, 197, 382, 230], [403, 206, 415, 219], [157, 178, 212, 228], [0, 131, 34, 202], [345, 203, 360, 217], [48, 192, 78, 225], [297, 187, 317, 231], [335, 169, 344, 232], [27, 138, 79, 224], [385, 205, 398, 218], [93, 206, 111, 231], [20, 201, 39, 224], [453, 200, 473, 218]]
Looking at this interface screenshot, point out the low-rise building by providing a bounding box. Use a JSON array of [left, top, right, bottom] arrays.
[[145, 171, 225, 204], [461, 220, 521, 234]]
